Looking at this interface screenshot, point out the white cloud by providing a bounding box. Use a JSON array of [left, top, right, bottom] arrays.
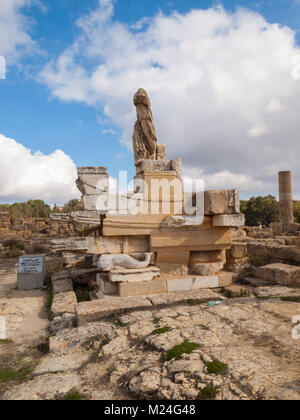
[[0, 134, 80, 204], [40, 1, 300, 197], [247, 123, 271, 138], [0, 0, 36, 65]]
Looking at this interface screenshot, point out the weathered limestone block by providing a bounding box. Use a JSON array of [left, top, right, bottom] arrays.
[[97, 253, 152, 271], [218, 271, 233, 287], [189, 261, 224, 276], [190, 250, 226, 263], [255, 286, 300, 298], [76, 167, 108, 195], [51, 238, 89, 253], [82, 195, 108, 213], [204, 190, 239, 215], [92, 236, 150, 254], [166, 276, 220, 292], [52, 279, 73, 295], [109, 267, 160, 283], [226, 243, 248, 260], [213, 214, 245, 227], [247, 243, 300, 266], [160, 215, 205, 228], [136, 160, 172, 174], [253, 263, 300, 286], [52, 291, 77, 317], [118, 279, 167, 297], [225, 257, 250, 273], [151, 225, 232, 250], [76, 296, 152, 325], [156, 263, 188, 276]]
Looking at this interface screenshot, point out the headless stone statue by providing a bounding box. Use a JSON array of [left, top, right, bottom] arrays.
[[132, 88, 166, 165]]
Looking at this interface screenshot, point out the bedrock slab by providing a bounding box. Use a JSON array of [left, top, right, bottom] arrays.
[[148, 288, 222, 305], [76, 296, 152, 325]]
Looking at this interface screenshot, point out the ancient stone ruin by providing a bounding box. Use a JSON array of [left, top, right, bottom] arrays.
[[52, 89, 245, 303]]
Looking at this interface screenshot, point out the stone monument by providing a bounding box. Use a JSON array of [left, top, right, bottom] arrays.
[[278, 171, 294, 231], [17, 255, 46, 290], [54, 88, 245, 301]]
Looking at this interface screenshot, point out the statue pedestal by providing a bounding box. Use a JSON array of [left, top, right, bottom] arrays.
[[134, 169, 183, 216]]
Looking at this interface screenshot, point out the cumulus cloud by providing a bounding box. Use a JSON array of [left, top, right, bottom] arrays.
[[40, 0, 300, 196], [0, 0, 36, 65], [0, 134, 80, 204]]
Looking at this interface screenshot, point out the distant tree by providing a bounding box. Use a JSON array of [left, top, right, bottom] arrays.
[[0, 200, 51, 218], [294, 201, 300, 223], [240, 195, 279, 227], [62, 199, 84, 213]]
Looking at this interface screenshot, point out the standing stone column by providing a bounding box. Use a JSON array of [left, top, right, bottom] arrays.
[[278, 171, 294, 230]]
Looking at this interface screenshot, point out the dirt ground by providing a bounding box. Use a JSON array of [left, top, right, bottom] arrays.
[[1, 257, 300, 400], [0, 258, 49, 396]]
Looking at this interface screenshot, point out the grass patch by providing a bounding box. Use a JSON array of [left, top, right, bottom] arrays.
[[205, 360, 228, 375], [0, 365, 34, 383], [152, 326, 171, 335], [0, 339, 13, 344], [45, 286, 53, 320], [165, 342, 199, 361], [280, 296, 300, 303], [198, 386, 219, 400], [64, 390, 85, 401], [187, 299, 204, 306]]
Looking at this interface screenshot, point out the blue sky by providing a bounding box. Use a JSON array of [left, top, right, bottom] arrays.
[[1, 0, 300, 203]]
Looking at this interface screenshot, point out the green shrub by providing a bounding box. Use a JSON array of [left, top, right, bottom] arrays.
[[165, 342, 199, 361], [151, 326, 171, 335], [205, 360, 228, 375], [198, 386, 219, 400], [64, 390, 85, 400]]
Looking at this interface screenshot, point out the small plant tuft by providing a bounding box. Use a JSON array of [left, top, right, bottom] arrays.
[[280, 296, 300, 303], [64, 390, 85, 400], [205, 360, 228, 375], [151, 326, 171, 335], [198, 386, 219, 400], [165, 342, 199, 361], [187, 299, 204, 306], [0, 365, 34, 383], [0, 339, 13, 344]]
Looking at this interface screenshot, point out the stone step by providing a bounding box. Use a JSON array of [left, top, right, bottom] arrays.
[[253, 263, 300, 286], [76, 288, 223, 325]]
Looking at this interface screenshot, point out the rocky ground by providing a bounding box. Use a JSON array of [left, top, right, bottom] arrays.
[[1, 258, 300, 400]]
